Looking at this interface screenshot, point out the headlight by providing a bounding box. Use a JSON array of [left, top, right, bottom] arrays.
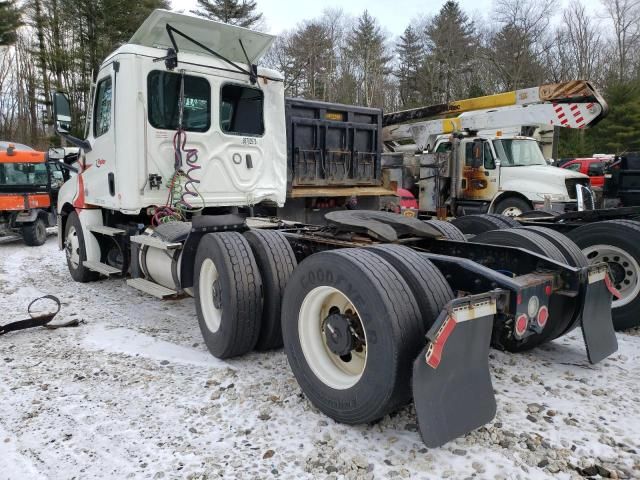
[[534, 193, 569, 202]]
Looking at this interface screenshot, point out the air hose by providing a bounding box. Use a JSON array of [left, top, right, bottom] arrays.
[[152, 70, 204, 225]]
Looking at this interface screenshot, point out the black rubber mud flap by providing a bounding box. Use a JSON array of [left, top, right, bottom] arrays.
[[580, 265, 618, 364], [412, 293, 500, 448]]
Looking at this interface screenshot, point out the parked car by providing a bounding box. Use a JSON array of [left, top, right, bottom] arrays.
[[561, 158, 607, 188]]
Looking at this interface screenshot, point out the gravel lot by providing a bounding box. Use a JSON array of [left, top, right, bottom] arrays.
[[1, 237, 639, 480]]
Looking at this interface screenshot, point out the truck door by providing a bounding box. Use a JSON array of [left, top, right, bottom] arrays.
[[82, 72, 117, 207], [460, 140, 499, 201]]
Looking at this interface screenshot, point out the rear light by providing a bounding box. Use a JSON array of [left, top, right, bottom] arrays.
[[515, 314, 528, 337], [516, 293, 522, 305], [544, 284, 552, 296], [537, 306, 549, 328], [527, 296, 540, 318]]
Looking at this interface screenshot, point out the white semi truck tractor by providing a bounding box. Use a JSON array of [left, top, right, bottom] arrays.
[[51, 10, 618, 448]]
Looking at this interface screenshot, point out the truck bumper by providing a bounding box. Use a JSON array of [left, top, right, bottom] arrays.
[[531, 200, 576, 213]]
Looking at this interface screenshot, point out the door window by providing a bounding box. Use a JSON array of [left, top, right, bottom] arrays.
[[220, 84, 264, 136], [587, 162, 604, 176], [484, 142, 495, 169], [93, 76, 112, 138], [147, 71, 211, 132], [565, 163, 581, 172]]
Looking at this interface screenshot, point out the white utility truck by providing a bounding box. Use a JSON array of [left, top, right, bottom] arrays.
[[51, 10, 618, 448], [383, 83, 606, 216]]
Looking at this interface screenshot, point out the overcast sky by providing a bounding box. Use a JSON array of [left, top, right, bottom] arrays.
[[171, 0, 606, 39]]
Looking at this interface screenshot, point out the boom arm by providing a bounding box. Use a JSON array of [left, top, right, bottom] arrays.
[[383, 80, 609, 150]]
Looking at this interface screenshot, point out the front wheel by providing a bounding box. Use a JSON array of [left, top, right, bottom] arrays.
[[22, 217, 47, 246], [64, 212, 99, 282], [493, 197, 532, 217], [282, 248, 424, 424]]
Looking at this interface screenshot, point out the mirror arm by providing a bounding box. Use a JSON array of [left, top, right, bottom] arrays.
[[58, 132, 92, 152], [58, 161, 79, 174]]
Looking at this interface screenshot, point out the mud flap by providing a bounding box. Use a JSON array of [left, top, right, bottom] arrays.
[[412, 293, 500, 448], [580, 266, 618, 364]]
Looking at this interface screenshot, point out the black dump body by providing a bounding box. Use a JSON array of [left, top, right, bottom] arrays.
[[605, 152, 640, 206], [284, 98, 382, 190]]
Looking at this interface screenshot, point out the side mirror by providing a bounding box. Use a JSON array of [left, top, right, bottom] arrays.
[[52, 92, 72, 133], [471, 139, 484, 168], [50, 92, 92, 152], [47, 146, 65, 159]]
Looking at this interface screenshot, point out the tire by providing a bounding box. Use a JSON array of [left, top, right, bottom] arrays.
[[493, 197, 532, 217], [517, 226, 589, 337], [282, 248, 424, 424], [484, 213, 521, 228], [423, 219, 467, 241], [518, 209, 561, 219], [22, 216, 47, 246], [194, 232, 263, 359], [244, 229, 297, 351], [64, 211, 99, 282], [368, 244, 454, 332], [517, 227, 588, 268], [451, 214, 513, 235], [568, 220, 640, 330], [471, 229, 575, 351]]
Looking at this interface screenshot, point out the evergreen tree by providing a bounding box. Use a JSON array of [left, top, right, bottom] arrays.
[[589, 82, 640, 153], [395, 25, 424, 108], [425, 1, 476, 102], [345, 10, 392, 107], [0, 0, 22, 46], [191, 0, 263, 28]]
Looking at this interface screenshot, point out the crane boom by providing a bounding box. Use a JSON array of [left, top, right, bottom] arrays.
[[383, 80, 607, 126], [382, 80, 609, 151]]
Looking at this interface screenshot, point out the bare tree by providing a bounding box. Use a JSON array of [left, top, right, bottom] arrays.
[[601, 0, 640, 81]]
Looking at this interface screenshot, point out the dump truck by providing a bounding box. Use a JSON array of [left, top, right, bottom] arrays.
[[383, 83, 606, 216], [50, 10, 618, 447], [0, 144, 68, 245]]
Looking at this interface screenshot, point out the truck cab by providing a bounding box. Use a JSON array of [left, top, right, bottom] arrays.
[[430, 132, 591, 216], [0, 144, 66, 245]]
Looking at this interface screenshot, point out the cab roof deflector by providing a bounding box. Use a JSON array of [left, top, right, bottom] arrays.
[[130, 9, 276, 84]]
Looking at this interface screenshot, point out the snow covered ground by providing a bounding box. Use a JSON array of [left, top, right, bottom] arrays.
[[1, 237, 639, 480]]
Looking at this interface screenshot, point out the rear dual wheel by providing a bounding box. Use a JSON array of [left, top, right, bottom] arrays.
[[282, 247, 452, 424], [568, 220, 640, 330], [451, 213, 519, 235], [194, 232, 263, 359]]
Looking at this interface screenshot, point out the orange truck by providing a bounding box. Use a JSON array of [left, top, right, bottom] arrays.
[[0, 143, 67, 246]]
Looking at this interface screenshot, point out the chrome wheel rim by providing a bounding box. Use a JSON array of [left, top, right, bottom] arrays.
[[501, 206, 523, 217], [583, 244, 640, 308]]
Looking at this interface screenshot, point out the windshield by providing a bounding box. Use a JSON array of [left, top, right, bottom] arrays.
[[493, 139, 547, 167], [0, 163, 49, 186]]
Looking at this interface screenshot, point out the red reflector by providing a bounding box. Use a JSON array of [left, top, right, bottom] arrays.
[[604, 274, 622, 299], [517, 293, 522, 305], [515, 314, 528, 336], [537, 306, 549, 328], [544, 285, 552, 296], [425, 316, 456, 369]]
